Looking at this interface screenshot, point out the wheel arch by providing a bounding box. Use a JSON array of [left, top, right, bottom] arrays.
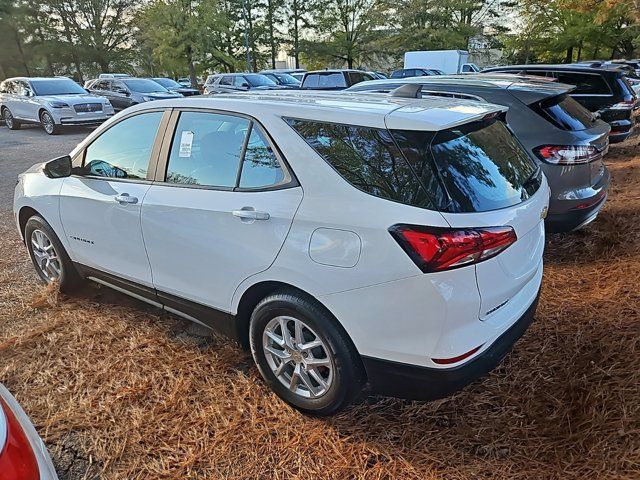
[[234, 280, 364, 373], [18, 205, 41, 241]]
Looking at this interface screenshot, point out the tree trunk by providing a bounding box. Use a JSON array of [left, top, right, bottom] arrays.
[[13, 29, 30, 76], [268, 0, 276, 69], [186, 45, 197, 87], [577, 39, 583, 62], [293, 0, 299, 69], [564, 46, 574, 63]]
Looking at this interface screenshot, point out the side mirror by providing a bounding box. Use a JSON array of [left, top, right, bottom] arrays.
[[43, 155, 72, 178], [241, 82, 250, 88]]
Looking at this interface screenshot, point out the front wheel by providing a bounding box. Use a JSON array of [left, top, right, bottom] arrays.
[[250, 291, 365, 416], [24, 215, 82, 292], [40, 111, 60, 135], [4, 108, 20, 130]]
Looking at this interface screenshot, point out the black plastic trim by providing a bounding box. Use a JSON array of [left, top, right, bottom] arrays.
[[361, 289, 540, 400], [74, 263, 238, 341]]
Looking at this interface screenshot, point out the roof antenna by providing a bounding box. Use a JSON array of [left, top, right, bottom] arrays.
[[390, 84, 423, 98]]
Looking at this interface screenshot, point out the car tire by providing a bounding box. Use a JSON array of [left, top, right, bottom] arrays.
[[24, 215, 83, 293], [250, 291, 365, 416], [3, 108, 20, 130], [40, 110, 60, 135]]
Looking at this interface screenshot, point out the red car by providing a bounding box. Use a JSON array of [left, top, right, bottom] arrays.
[[0, 384, 58, 479]]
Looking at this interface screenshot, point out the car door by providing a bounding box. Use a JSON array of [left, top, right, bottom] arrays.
[[59, 109, 169, 288], [109, 80, 132, 110], [92, 80, 114, 106], [12, 81, 32, 121], [141, 109, 303, 316]]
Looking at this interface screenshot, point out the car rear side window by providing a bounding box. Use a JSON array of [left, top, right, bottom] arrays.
[[286, 118, 440, 210], [83, 111, 163, 180], [553, 72, 611, 94], [534, 94, 595, 131], [392, 118, 540, 213]]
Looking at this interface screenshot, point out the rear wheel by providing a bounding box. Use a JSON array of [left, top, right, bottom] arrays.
[[4, 108, 20, 130], [40, 110, 60, 135], [250, 291, 365, 415], [24, 215, 82, 292]]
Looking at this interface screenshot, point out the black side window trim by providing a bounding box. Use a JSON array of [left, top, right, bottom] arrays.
[[155, 108, 299, 192]]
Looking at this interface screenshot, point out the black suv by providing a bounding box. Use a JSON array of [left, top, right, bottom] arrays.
[[301, 70, 376, 90], [483, 64, 639, 143]]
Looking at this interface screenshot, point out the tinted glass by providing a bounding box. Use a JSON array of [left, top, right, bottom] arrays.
[[537, 94, 595, 130], [233, 76, 249, 87], [239, 126, 284, 188], [31, 78, 86, 96], [275, 73, 300, 85], [286, 119, 437, 209], [166, 111, 248, 187], [123, 78, 169, 93], [153, 78, 181, 88], [554, 72, 611, 94], [83, 111, 163, 180], [390, 70, 403, 78], [220, 76, 232, 85], [393, 119, 538, 213], [245, 74, 276, 87]]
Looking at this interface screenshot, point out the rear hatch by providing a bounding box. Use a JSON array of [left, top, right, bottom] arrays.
[[521, 92, 610, 184], [389, 115, 548, 320]]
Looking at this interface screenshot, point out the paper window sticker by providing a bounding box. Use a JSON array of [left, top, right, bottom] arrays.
[[179, 131, 194, 158]]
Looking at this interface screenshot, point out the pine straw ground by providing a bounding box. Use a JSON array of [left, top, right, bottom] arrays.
[[1, 141, 639, 480]]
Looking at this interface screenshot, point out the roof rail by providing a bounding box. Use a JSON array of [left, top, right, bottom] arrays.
[[390, 84, 423, 98]]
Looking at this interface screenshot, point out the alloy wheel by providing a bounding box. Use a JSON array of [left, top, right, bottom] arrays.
[[262, 315, 334, 399], [30, 229, 62, 281], [4, 110, 13, 128], [41, 112, 54, 134]]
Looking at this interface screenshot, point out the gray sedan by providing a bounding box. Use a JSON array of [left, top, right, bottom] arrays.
[[0, 77, 115, 135]]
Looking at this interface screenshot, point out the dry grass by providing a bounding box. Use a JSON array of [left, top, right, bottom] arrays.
[[1, 140, 639, 479]]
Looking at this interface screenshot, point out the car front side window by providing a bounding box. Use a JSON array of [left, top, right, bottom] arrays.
[[82, 111, 164, 180]]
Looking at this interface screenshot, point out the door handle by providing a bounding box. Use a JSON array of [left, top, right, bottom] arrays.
[[115, 193, 138, 205], [232, 208, 270, 221]]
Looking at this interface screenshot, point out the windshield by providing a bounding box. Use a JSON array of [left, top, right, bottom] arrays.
[[245, 74, 276, 87], [123, 79, 169, 93], [392, 118, 539, 213], [31, 79, 87, 96], [275, 73, 300, 85], [153, 78, 181, 88]]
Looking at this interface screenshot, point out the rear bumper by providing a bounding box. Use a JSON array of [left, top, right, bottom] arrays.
[[546, 191, 607, 232], [361, 288, 540, 400]]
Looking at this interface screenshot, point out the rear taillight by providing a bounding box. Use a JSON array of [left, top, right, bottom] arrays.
[[0, 399, 39, 480], [389, 224, 517, 273], [533, 145, 602, 165]]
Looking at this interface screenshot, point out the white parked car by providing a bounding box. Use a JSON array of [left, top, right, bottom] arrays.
[[14, 92, 549, 415], [0, 77, 114, 135]]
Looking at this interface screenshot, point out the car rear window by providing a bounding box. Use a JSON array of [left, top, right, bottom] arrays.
[[286, 118, 441, 210], [303, 73, 346, 89], [533, 94, 595, 131], [392, 118, 541, 213]]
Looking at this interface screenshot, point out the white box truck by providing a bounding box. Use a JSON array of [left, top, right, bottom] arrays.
[[404, 50, 480, 74]]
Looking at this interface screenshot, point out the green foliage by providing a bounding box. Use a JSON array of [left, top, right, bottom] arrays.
[[0, 0, 637, 81]]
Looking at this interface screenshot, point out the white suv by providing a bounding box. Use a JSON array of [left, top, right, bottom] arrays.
[[14, 92, 549, 415]]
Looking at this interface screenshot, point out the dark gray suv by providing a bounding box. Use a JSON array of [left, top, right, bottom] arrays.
[[88, 78, 182, 111], [347, 75, 611, 232]]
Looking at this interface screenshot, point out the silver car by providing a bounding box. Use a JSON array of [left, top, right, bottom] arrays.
[[0, 76, 115, 135]]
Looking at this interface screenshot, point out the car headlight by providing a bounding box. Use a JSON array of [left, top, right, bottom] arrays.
[[49, 101, 69, 108]]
